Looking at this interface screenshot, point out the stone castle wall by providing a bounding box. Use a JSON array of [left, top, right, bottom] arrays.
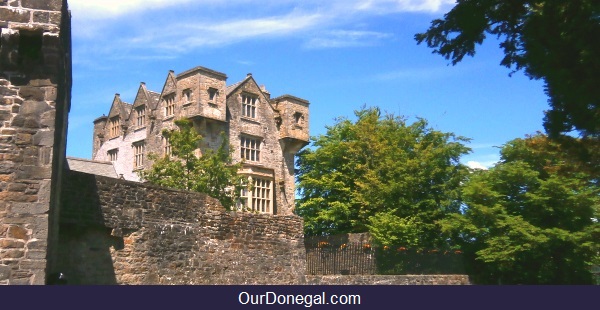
[[56, 170, 469, 285], [56, 170, 306, 284], [0, 0, 71, 285]]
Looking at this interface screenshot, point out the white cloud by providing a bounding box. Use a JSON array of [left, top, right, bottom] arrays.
[[68, 0, 195, 19], [305, 30, 392, 49], [69, 0, 458, 63], [69, 0, 455, 18], [121, 12, 324, 52], [350, 0, 456, 14]]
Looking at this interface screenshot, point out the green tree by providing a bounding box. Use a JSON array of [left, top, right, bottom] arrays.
[[295, 107, 471, 249], [441, 134, 600, 284], [139, 119, 247, 210], [415, 1, 600, 137]]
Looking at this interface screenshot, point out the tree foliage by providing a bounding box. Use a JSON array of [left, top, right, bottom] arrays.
[[295, 107, 471, 249], [441, 134, 600, 284], [415, 1, 600, 137], [139, 119, 247, 210]]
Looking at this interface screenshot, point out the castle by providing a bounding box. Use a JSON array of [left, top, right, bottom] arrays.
[[91, 67, 310, 215], [1, 0, 468, 285]]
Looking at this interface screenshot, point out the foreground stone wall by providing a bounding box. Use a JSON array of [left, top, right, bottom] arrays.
[[0, 0, 71, 285], [57, 171, 306, 284]]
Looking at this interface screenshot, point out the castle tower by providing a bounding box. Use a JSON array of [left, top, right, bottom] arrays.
[[0, 0, 72, 284]]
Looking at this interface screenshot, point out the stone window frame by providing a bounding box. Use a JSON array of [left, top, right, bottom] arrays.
[[208, 87, 219, 106], [136, 105, 146, 128], [164, 93, 176, 118], [108, 148, 118, 161], [241, 93, 258, 119], [182, 89, 193, 106], [293, 111, 305, 127], [163, 136, 172, 157], [238, 176, 273, 214], [240, 135, 261, 162], [133, 140, 145, 170], [109, 116, 120, 139]]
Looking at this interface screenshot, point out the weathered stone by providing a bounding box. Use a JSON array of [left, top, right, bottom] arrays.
[[10, 202, 48, 215], [0, 109, 11, 121], [20, 0, 62, 11], [15, 132, 32, 145], [7, 182, 27, 192], [0, 191, 37, 202], [18, 87, 45, 101], [19, 100, 50, 115], [39, 110, 55, 127], [27, 79, 53, 87], [32, 11, 49, 24], [16, 165, 51, 180], [26, 239, 46, 250], [7, 225, 29, 240], [0, 264, 11, 280], [0, 7, 30, 23], [19, 259, 45, 270], [32, 130, 53, 146], [1, 249, 25, 258], [25, 250, 45, 259], [27, 216, 48, 239], [0, 238, 25, 248], [9, 277, 31, 285]]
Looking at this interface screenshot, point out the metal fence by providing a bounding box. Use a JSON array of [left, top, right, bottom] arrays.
[[305, 242, 465, 275]]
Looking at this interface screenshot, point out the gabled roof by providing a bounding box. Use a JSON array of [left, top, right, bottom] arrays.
[[226, 74, 276, 110], [272, 94, 310, 105], [107, 94, 130, 120], [148, 90, 160, 110], [225, 74, 252, 96], [66, 157, 118, 178], [129, 82, 160, 119], [123, 102, 133, 120], [159, 70, 178, 97]]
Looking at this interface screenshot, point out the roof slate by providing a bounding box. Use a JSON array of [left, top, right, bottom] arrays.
[[66, 157, 119, 178]]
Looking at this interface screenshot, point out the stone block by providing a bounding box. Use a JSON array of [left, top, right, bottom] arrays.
[[43, 86, 57, 101], [10, 202, 48, 215], [27, 79, 53, 87], [26, 239, 46, 249], [7, 225, 28, 240], [32, 130, 53, 146], [18, 87, 45, 101], [19, 259, 45, 270], [0, 249, 25, 258], [0, 7, 30, 23], [0, 238, 25, 248], [20, 0, 62, 11], [40, 110, 55, 127], [7, 182, 27, 192], [16, 165, 52, 180], [8, 278, 32, 285], [32, 11, 49, 23], [25, 250, 45, 259], [27, 216, 48, 239], [0, 264, 11, 281], [0, 109, 11, 121], [19, 100, 50, 115], [15, 132, 32, 145]]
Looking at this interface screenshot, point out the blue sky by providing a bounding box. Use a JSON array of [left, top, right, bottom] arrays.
[[67, 0, 549, 169]]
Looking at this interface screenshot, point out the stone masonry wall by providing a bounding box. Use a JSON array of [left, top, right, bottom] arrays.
[[57, 170, 306, 284], [0, 0, 71, 285], [57, 170, 468, 285]]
